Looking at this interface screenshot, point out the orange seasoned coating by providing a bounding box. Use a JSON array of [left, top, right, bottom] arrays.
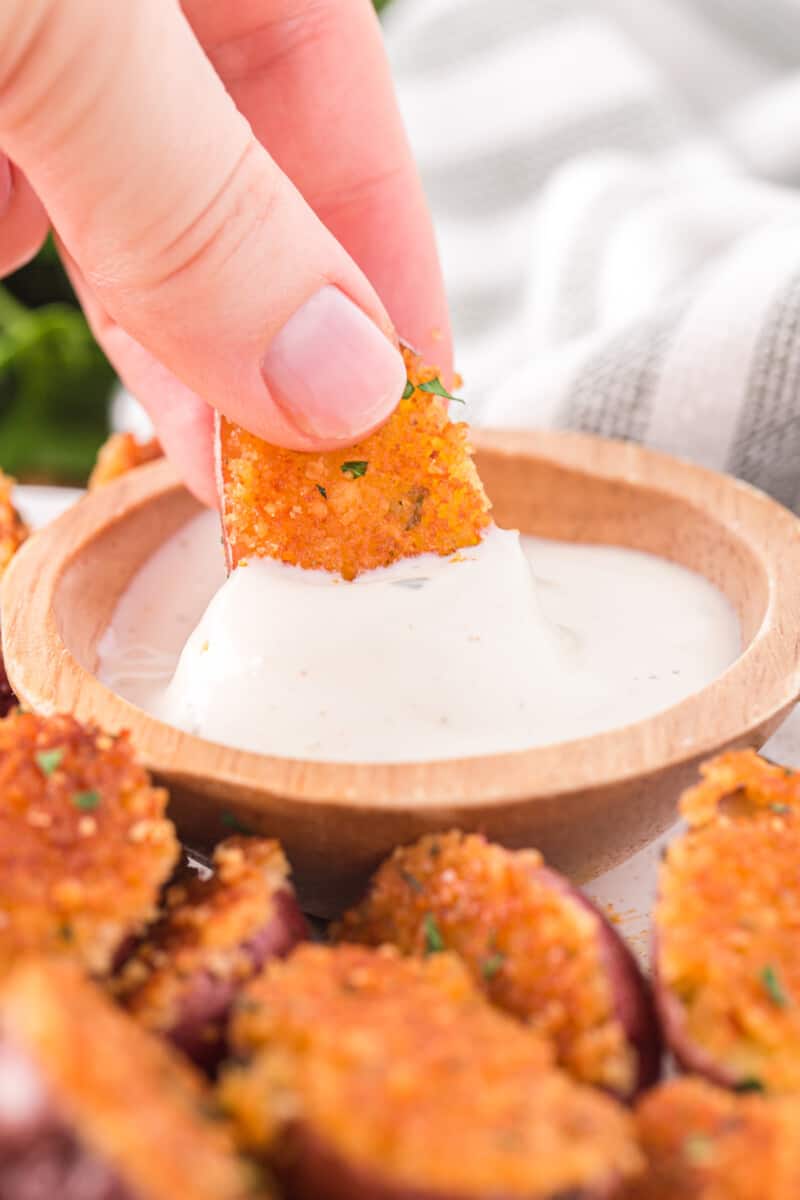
[[0, 710, 179, 976], [656, 751, 800, 1093], [220, 943, 642, 1198], [628, 1078, 800, 1199], [335, 831, 636, 1094], [0, 960, 269, 1200], [0, 469, 28, 576], [218, 346, 492, 580], [115, 837, 304, 1035], [88, 432, 163, 490]]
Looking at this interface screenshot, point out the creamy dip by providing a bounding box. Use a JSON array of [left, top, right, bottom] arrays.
[[97, 511, 740, 762]]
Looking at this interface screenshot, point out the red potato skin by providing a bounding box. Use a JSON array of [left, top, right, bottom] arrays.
[[164, 890, 309, 1073], [538, 869, 662, 1097], [276, 1123, 626, 1200], [650, 932, 739, 1088]]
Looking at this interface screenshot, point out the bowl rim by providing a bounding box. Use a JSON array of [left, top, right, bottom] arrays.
[[4, 428, 800, 816]]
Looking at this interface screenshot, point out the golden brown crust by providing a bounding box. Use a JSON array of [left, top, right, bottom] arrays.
[[0, 711, 179, 977], [219, 943, 642, 1197], [655, 751, 800, 1092], [218, 347, 492, 580], [115, 838, 307, 1060], [628, 1078, 800, 1199], [88, 433, 163, 491], [0, 960, 268, 1200], [334, 831, 638, 1095], [0, 469, 28, 577]]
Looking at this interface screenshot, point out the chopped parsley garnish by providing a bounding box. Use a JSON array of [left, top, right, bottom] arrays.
[[402, 380, 414, 399], [221, 811, 256, 837], [683, 1133, 714, 1165], [72, 790, 100, 811], [770, 802, 791, 814], [419, 377, 465, 404], [423, 913, 444, 955], [316, 484, 327, 499], [399, 868, 424, 894], [735, 1077, 765, 1093], [36, 747, 63, 776], [340, 460, 368, 479], [481, 952, 506, 981], [761, 963, 789, 1007]]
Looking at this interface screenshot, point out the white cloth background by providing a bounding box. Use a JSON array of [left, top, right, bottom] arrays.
[[384, 0, 800, 510]]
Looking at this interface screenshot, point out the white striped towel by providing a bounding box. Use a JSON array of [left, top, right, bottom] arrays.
[[385, 0, 800, 511]]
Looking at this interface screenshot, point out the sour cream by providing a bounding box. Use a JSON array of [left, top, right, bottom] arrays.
[[97, 511, 740, 762]]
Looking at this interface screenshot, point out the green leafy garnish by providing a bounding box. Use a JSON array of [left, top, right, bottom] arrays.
[[761, 963, 789, 1007], [735, 1077, 765, 1093], [481, 952, 506, 981], [683, 1133, 714, 1165], [402, 380, 414, 399], [400, 869, 424, 894], [316, 484, 327, 499], [71, 790, 100, 811], [419, 377, 465, 404], [221, 811, 256, 837], [770, 802, 791, 814], [36, 747, 63, 776], [423, 913, 444, 955], [341, 460, 368, 479]]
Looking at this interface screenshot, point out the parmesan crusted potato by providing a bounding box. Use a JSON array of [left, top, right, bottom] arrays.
[[219, 943, 643, 1199], [0, 959, 270, 1199], [335, 831, 660, 1098], [217, 346, 492, 580], [88, 432, 163, 490], [654, 751, 800, 1093], [0, 710, 179, 977], [115, 836, 308, 1071]]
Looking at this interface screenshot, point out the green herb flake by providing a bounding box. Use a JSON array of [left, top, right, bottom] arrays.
[[71, 790, 100, 811], [770, 802, 791, 814], [423, 913, 444, 956], [340, 460, 368, 479], [481, 952, 506, 981], [683, 1134, 714, 1166], [735, 1077, 765, 1094], [761, 964, 789, 1007], [221, 811, 256, 837], [418, 377, 465, 404], [316, 484, 327, 499], [402, 380, 414, 399], [36, 747, 64, 776], [399, 868, 424, 894]]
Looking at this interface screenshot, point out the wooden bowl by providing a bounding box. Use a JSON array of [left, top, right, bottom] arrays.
[[4, 430, 800, 915]]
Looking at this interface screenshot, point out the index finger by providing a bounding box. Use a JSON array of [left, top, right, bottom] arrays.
[[182, 0, 452, 375]]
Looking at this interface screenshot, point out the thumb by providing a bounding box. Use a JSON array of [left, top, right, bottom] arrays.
[[0, 0, 407, 450]]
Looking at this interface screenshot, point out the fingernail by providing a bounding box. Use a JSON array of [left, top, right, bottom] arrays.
[[261, 286, 406, 440], [0, 158, 12, 218]]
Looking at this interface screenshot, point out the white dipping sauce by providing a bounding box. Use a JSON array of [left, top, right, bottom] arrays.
[[97, 511, 740, 762]]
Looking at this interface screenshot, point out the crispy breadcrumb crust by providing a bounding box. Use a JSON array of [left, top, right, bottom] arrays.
[[0, 470, 28, 576], [217, 346, 492, 580], [334, 831, 636, 1095], [656, 751, 800, 1093], [0, 711, 179, 977], [0, 960, 268, 1200], [88, 433, 163, 490], [628, 1078, 800, 1199], [219, 944, 642, 1197], [115, 837, 305, 1036]]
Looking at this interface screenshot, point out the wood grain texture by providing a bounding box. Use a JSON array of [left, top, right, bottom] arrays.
[[3, 430, 800, 916]]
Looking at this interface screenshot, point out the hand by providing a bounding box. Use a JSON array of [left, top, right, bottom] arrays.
[[0, 0, 451, 504]]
